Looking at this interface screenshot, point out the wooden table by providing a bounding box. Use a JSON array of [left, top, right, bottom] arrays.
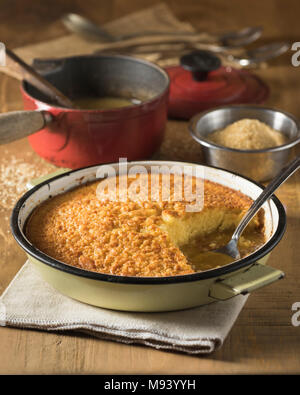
[[0, 0, 300, 374]]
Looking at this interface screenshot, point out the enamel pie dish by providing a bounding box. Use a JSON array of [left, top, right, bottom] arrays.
[[11, 161, 286, 312]]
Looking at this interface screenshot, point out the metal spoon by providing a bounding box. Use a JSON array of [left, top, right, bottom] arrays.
[[167, 41, 290, 66], [214, 155, 300, 260], [5, 48, 74, 108], [222, 41, 289, 66], [62, 13, 262, 47], [97, 41, 289, 68]]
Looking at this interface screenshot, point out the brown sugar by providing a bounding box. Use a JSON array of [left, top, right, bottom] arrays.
[[208, 119, 286, 150]]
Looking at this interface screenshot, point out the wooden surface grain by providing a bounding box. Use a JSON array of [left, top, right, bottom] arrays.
[[0, 0, 300, 374]]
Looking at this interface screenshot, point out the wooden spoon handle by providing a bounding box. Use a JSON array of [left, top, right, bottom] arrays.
[[0, 110, 52, 144], [5, 48, 74, 108]]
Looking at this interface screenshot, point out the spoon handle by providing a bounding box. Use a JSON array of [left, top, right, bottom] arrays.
[[5, 48, 74, 108], [232, 155, 300, 242]]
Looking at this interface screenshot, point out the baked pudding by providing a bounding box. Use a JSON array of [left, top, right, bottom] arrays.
[[25, 173, 265, 277]]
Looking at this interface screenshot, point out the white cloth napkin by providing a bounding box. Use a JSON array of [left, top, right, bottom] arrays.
[[0, 261, 248, 354]]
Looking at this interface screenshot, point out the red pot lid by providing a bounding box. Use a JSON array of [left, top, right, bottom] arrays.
[[166, 51, 269, 119]]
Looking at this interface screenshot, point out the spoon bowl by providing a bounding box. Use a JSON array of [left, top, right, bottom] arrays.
[[224, 41, 290, 66]]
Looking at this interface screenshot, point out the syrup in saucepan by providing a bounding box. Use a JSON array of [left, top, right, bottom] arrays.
[[73, 95, 142, 110]]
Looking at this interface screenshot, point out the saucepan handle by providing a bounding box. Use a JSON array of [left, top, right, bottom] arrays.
[[209, 262, 284, 300], [0, 110, 52, 144]]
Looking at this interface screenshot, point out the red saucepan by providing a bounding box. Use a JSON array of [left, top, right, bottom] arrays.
[[0, 55, 169, 168]]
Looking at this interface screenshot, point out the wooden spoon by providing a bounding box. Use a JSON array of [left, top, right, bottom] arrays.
[[5, 48, 74, 108]]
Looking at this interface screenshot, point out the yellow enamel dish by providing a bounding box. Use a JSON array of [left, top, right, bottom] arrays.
[[11, 161, 286, 312]]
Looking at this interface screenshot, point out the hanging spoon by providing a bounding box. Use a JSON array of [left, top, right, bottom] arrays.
[[62, 13, 262, 47], [5, 48, 74, 108], [211, 155, 300, 260]]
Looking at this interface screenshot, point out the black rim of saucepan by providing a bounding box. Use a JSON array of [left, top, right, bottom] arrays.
[[11, 161, 287, 285], [22, 54, 170, 111]]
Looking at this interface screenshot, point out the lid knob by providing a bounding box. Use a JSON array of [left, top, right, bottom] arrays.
[[180, 50, 221, 81]]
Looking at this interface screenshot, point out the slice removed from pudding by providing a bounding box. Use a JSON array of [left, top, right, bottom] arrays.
[[160, 206, 261, 248], [158, 178, 265, 269]]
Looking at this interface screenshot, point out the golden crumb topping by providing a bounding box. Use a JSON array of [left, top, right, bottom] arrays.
[[26, 174, 261, 277]]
